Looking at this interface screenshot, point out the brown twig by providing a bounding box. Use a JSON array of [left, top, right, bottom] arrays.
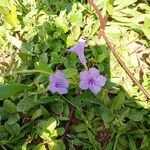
[[61, 106, 76, 141], [88, 0, 150, 99]]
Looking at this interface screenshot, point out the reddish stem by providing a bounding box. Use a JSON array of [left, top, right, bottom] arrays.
[[61, 106, 76, 141], [88, 0, 150, 99]]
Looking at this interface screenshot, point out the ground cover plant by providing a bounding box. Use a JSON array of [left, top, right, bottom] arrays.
[[0, 0, 150, 149]]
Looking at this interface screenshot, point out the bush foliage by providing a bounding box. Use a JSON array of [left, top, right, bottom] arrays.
[[0, 0, 150, 149]]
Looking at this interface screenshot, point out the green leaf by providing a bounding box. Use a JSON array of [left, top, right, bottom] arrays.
[[87, 130, 100, 149], [0, 4, 18, 27], [0, 125, 9, 139], [17, 95, 35, 112], [4, 100, 17, 114], [45, 118, 57, 133], [34, 62, 53, 76], [142, 17, 150, 40], [55, 128, 65, 136], [111, 93, 125, 111], [68, 11, 82, 26], [106, 1, 114, 15], [50, 52, 64, 64], [98, 51, 108, 63], [128, 136, 137, 150], [128, 109, 143, 122], [102, 109, 114, 123], [72, 123, 87, 133], [17, 96, 56, 112], [51, 102, 63, 114], [114, 0, 138, 10], [31, 108, 42, 121], [89, 20, 100, 38], [71, 26, 81, 40], [0, 83, 31, 99], [48, 140, 66, 150], [7, 114, 20, 124], [0, 0, 7, 7], [63, 68, 78, 78], [55, 17, 68, 33], [5, 122, 20, 135], [32, 143, 46, 150]]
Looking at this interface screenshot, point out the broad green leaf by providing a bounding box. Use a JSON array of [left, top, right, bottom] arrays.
[[0, 107, 8, 119], [48, 140, 66, 150], [33, 144, 46, 150], [50, 52, 64, 64], [128, 136, 137, 150], [0, 83, 31, 99], [0, 125, 9, 139], [34, 62, 53, 76], [109, 0, 115, 5], [71, 26, 81, 40], [0, 0, 19, 27], [31, 108, 42, 121], [98, 51, 108, 63], [87, 130, 100, 149], [111, 93, 125, 111], [89, 20, 100, 38], [5, 122, 20, 135], [102, 109, 114, 123], [87, 107, 94, 122], [66, 35, 76, 47], [17, 96, 56, 112], [7, 114, 20, 125], [51, 102, 63, 114], [142, 17, 150, 40], [55, 17, 68, 33], [76, 133, 88, 139], [39, 53, 48, 65], [17, 96, 35, 112], [45, 118, 57, 133], [63, 68, 78, 78], [0, 0, 7, 7], [55, 128, 65, 136], [106, 1, 114, 15], [114, 0, 138, 10], [128, 109, 143, 122], [4, 100, 17, 114], [68, 11, 82, 26], [72, 123, 87, 132]]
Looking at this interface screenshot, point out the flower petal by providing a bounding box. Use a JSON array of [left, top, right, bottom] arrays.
[[80, 71, 88, 81], [79, 81, 89, 90], [55, 70, 65, 78], [48, 85, 58, 93], [89, 84, 101, 94], [88, 68, 100, 78], [68, 44, 79, 52], [68, 39, 86, 65], [49, 74, 56, 82], [96, 75, 107, 87], [63, 79, 70, 88], [48, 70, 69, 94], [57, 87, 68, 94]]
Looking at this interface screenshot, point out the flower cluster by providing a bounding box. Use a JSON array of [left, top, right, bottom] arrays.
[[48, 39, 107, 94]]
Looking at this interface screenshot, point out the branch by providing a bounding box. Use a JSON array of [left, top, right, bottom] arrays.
[[88, 0, 106, 30], [88, 0, 150, 99], [61, 106, 75, 141]]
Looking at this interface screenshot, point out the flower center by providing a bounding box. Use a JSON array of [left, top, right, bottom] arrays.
[[88, 78, 95, 85], [55, 82, 63, 88]]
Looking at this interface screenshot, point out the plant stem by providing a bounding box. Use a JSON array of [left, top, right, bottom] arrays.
[[88, 0, 150, 100]]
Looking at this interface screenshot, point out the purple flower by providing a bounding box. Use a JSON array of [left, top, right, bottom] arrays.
[[68, 39, 87, 65], [48, 70, 69, 94], [79, 68, 106, 94]]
